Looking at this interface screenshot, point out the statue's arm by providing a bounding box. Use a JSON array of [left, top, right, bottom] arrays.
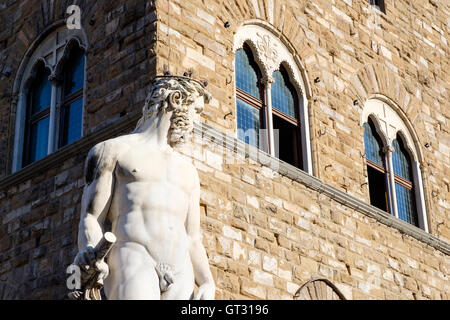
[[78, 141, 116, 250], [186, 170, 215, 299]]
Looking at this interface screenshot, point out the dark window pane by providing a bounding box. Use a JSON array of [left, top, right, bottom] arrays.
[[236, 98, 260, 148], [395, 183, 417, 226], [363, 121, 384, 166], [392, 138, 412, 181], [271, 69, 296, 118], [64, 47, 85, 96], [367, 165, 389, 212], [28, 117, 49, 163], [235, 47, 261, 99], [31, 67, 51, 115], [61, 98, 83, 146], [273, 114, 301, 169]]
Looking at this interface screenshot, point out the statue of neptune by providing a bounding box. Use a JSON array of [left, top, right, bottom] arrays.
[[72, 76, 215, 300]]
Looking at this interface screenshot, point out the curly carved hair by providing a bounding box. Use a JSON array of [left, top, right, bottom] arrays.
[[134, 76, 211, 145]]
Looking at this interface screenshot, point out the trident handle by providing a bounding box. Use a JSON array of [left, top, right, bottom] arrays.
[[93, 232, 116, 263]]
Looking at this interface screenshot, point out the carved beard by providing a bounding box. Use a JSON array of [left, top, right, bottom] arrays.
[[168, 106, 193, 146]]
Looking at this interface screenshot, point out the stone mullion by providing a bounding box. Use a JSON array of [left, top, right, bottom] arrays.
[[384, 145, 398, 218], [263, 77, 275, 157], [47, 76, 60, 154]]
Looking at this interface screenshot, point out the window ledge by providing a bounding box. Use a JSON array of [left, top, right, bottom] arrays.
[[193, 122, 450, 256]]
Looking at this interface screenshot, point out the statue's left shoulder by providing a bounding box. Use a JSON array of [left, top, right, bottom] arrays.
[[173, 152, 200, 186]]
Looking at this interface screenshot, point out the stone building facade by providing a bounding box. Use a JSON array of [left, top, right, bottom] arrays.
[[0, 0, 449, 299]]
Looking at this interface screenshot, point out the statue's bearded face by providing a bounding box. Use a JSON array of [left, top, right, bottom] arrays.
[[135, 77, 210, 146], [168, 95, 204, 146]]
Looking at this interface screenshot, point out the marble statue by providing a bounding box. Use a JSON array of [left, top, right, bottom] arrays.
[[72, 76, 215, 300]]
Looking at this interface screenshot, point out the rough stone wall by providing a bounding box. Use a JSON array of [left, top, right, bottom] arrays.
[[0, 0, 448, 300]]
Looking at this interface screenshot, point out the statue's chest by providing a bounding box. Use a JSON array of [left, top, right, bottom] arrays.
[[115, 151, 190, 187]]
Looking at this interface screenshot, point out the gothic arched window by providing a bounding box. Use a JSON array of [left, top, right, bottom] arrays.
[[12, 25, 87, 172], [361, 98, 428, 230], [363, 118, 389, 213], [60, 44, 85, 147], [271, 65, 302, 168], [392, 136, 417, 225], [23, 62, 51, 166], [234, 25, 312, 173], [235, 44, 264, 149]]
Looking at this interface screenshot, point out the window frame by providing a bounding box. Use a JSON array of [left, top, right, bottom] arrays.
[[270, 66, 303, 169], [361, 98, 428, 231], [363, 119, 391, 213], [233, 24, 313, 174], [57, 47, 85, 149], [235, 44, 267, 150], [12, 24, 88, 172]]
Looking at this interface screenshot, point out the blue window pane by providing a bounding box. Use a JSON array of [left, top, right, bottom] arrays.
[[392, 138, 412, 180], [237, 99, 260, 148], [395, 183, 417, 226], [61, 98, 83, 146], [31, 67, 51, 115], [363, 121, 383, 166], [271, 69, 296, 118], [235, 47, 261, 99], [64, 48, 85, 96], [29, 117, 49, 163]]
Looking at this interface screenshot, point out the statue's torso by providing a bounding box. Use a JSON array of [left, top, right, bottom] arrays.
[[107, 136, 197, 266]]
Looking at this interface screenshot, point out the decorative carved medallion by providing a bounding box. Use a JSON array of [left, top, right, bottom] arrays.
[[256, 33, 279, 75]]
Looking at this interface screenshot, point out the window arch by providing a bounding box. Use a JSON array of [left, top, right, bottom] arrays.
[[59, 44, 85, 147], [235, 44, 264, 149], [23, 62, 52, 166], [235, 45, 262, 99], [361, 98, 428, 230], [363, 118, 390, 213], [12, 24, 87, 172], [233, 24, 312, 174], [271, 65, 302, 168], [392, 136, 418, 225]]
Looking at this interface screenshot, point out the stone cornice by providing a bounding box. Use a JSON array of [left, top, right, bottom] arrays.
[[1, 118, 449, 256]]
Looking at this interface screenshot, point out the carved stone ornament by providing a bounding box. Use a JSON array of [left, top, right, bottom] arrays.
[[256, 32, 279, 78], [233, 24, 306, 93], [69, 76, 216, 300]]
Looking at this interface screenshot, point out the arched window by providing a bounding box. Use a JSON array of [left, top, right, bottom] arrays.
[[59, 45, 85, 147], [392, 136, 417, 225], [23, 62, 51, 166], [363, 118, 389, 213], [271, 65, 302, 168], [12, 25, 87, 172], [234, 24, 312, 173], [361, 98, 428, 230], [235, 44, 264, 149]]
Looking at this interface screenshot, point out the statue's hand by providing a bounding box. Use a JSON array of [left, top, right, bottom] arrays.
[[93, 259, 109, 285], [193, 282, 215, 300], [73, 247, 109, 285], [74, 246, 96, 269]]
